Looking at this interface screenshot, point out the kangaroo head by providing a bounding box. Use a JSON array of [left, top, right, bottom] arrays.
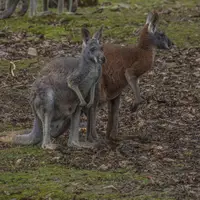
[[152, 31, 174, 50], [81, 26, 105, 64], [143, 11, 174, 50]]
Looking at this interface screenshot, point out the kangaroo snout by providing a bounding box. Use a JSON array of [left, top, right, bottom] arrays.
[[165, 40, 175, 50], [164, 42, 170, 50], [99, 55, 106, 64]]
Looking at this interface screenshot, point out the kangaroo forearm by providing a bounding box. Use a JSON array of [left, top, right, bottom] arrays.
[[125, 69, 142, 103], [69, 84, 86, 105], [87, 85, 95, 105]]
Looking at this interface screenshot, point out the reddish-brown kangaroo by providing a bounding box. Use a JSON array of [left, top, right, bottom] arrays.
[[86, 11, 173, 141]]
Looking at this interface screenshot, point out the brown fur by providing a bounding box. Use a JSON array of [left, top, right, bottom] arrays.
[[100, 24, 154, 102], [86, 12, 173, 141]]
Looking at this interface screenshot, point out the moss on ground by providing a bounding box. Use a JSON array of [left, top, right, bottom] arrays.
[[0, 0, 199, 199], [0, 0, 199, 46], [0, 146, 174, 200]]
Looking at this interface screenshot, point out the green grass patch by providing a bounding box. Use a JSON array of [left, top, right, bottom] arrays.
[[0, 164, 168, 200], [0, 145, 174, 200]]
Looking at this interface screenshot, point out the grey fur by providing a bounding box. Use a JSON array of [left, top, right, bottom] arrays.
[[67, 26, 104, 107], [13, 27, 105, 149]]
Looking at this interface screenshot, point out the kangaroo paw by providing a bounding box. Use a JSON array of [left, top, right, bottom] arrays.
[[42, 143, 59, 150], [80, 141, 95, 149], [68, 140, 82, 148], [80, 101, 87, 107]]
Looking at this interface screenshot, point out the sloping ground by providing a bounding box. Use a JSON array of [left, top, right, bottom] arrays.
[[0, 0, 200, 199]]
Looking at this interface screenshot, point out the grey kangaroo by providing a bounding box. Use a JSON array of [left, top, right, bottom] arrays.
[[13, 26, 105, 150], [0, 0, 77, 19]]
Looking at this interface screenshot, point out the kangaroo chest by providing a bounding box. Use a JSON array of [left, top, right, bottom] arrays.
[[80, 65, 101, 97]]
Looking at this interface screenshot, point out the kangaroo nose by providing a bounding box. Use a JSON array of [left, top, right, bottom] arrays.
[[100, 56, 106, 64]]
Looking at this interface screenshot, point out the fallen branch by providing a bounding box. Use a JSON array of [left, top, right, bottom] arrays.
[[9, 61, 16, 77]]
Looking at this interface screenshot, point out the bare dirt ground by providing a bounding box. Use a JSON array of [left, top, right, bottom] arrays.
[[0, 30, 200, 199]]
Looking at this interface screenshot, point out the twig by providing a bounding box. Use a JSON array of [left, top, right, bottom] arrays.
[[103, 185, 118, 191], [9, 61, 16, 77]]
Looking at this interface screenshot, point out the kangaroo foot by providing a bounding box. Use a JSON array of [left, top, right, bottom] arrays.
[[80, 101, 87, 107], [91, 130, 99, 140], [87, 131, 99, 143], [107, 130, 121, 142], [130, 99, 145, 112], [68, 140, 81, 148], [42, 143, 59, 150], [80, 141, 96, 149], [68, 140, 95, 149]]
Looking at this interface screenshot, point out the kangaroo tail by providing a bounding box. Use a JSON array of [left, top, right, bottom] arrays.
[[13, 116, 42, 145]]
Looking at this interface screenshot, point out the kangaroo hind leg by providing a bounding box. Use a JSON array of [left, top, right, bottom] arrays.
[[68, 106, 94, 149], [35, 89, 57, 150]]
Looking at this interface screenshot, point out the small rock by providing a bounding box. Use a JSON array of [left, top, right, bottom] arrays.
[[118, 3, 130, 9], [152, 145, 163, 150], [28, 47, 38, 56], [119, 160, 131, 168], [98, 164, 110, 171], [139, 156, 148, 161], [110, 5, 120, 12], [16, 159, 22, 165], [44, 41, 50, 47]]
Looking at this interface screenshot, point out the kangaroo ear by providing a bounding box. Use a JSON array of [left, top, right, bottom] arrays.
[[146, 11, 159, 33], [92, 26, 104, 43], [81, 27, 91, 47], [146, 12, 153, 24]]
